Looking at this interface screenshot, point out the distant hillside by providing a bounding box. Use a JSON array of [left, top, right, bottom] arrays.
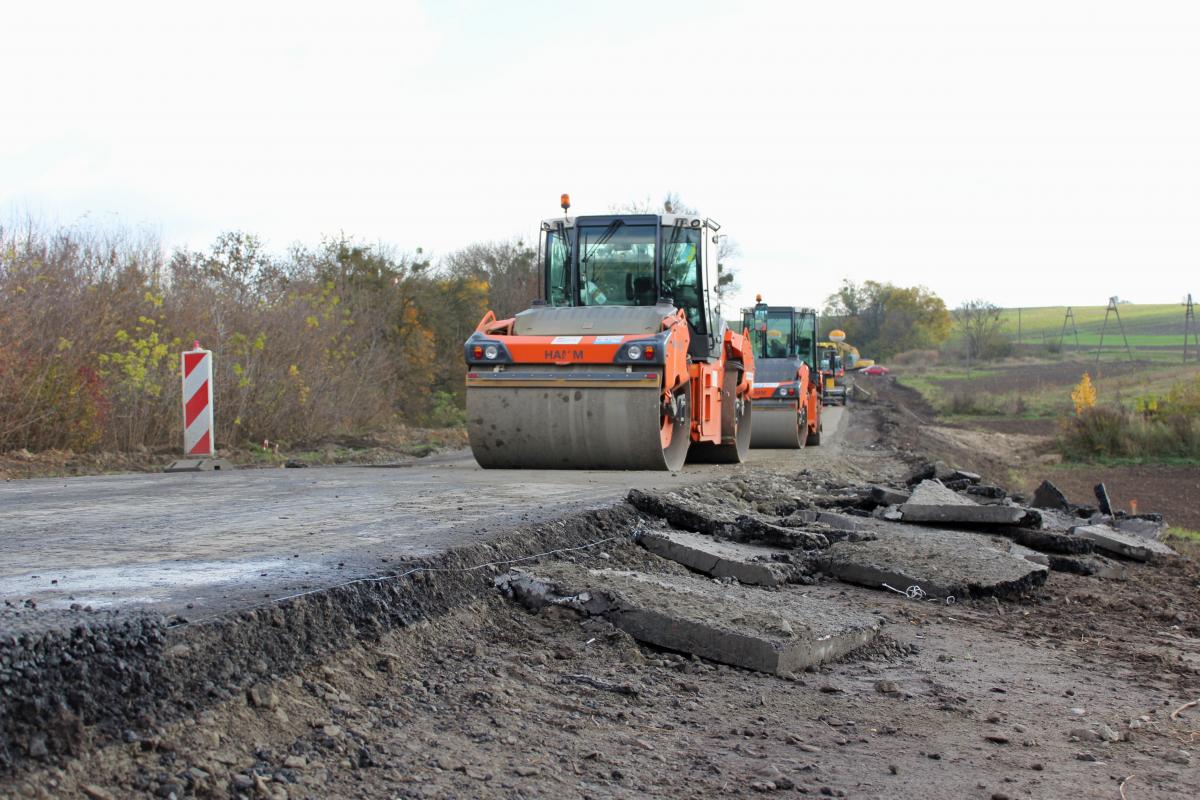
[[998, 303, 1199, 361]]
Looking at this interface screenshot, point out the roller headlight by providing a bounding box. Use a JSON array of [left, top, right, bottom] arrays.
[[484, 344, 499, 360], [626, 344, 643, 360]]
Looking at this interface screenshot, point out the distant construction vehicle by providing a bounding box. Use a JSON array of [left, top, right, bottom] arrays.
[[818, 331, 849, 406], [742, 297, 823, 447], [463, 195, 754, 470]]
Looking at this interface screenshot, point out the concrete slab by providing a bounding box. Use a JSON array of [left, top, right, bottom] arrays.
[[627, 488, 735, 536], [818, 526, 1048, 599], [733, 516, 829, 549], [497, 564, 879, 675], [965, 484, 1006, 500], [1072, 525, 1176, 562], [637, 529, 805, 586], [1001, 525, 1094, 555], [1117, 517, 1168, 541], [627, 489, 828, 549], [779, 510, 870, 543], [869, 486, 911, 506], [163, 458, 234, 473], [898, 480, 1028, 526], [1006, 543, 1127, 579]]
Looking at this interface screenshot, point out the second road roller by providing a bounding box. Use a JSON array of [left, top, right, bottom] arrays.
[[741, 297, 823, 448], [463, 195, 754, 470]]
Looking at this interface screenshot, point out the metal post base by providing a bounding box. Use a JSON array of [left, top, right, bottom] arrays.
[[164, 458, 234, 473]]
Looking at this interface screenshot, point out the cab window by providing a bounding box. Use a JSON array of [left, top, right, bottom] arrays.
[[577, 223, 656, 307], [546, 230, 570, 306], [662, 226, 703, 331]]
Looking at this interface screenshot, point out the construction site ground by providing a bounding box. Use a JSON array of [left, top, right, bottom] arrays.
[[3, 396, 1199, 799], [0, 407, 845, 617]]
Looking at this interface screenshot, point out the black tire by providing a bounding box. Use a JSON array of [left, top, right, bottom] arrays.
[[807, 421, 822, 447]]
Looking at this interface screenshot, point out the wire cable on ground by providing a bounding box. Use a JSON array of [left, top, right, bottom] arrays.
[[881, 582, 955, 605]]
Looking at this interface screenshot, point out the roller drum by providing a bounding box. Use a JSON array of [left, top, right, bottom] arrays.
[[750, 406, 804, 448], [467, 368, 689, 471]]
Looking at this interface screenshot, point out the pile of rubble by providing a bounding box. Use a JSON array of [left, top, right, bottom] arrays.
[[497, 462, 1177, 678]]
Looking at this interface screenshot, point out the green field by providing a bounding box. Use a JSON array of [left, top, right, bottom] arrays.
[[998, 303, 1198, 362]]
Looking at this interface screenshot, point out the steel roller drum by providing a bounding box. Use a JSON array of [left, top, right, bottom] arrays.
[[467, 366, 690, 470], [749, 406, 804, 448]]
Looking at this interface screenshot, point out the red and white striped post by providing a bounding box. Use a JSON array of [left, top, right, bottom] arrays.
[[181, 341, 215, 457]]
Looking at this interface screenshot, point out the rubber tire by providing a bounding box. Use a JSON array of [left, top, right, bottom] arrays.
[[807, 420, 822, 447]]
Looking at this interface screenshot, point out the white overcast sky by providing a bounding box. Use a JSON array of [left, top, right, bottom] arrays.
[[3, 0, 1199, 311]]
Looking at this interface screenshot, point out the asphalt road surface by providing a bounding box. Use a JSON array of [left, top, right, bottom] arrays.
[[0, 408, 846, 618]]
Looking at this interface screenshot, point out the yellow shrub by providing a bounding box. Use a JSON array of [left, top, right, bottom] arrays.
[[1071, 373, 1097, 416]]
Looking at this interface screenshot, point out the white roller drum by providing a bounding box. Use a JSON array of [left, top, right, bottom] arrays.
[[467, 368, 689, 470], [749, 407, 804, 448]]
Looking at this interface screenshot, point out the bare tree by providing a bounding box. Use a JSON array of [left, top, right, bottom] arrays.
[[955, 299, 1008, 361], [441, 239, 538, 320]]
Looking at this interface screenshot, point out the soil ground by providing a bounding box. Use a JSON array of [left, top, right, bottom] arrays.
[[867, 370, 1200, 530], [0, 427, 469, 482], [1043, 464, 1200, 532], [2, 390, 1199, 799]]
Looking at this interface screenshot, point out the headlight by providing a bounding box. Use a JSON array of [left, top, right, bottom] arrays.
[[484, 344, 499, 360], [626, 344, 643, 360]]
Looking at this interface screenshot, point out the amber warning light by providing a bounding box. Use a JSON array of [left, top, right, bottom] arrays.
[[560, 193, 571, 212]]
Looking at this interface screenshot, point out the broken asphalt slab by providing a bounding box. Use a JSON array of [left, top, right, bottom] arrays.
[[1006, 543, 1128, 579], [636, 529, 807, 587], [1032, 480, 1071, 512], [1072, 525, 1176, 562], [627, 489, 828, 550], [1116, 517, 1168, 540], [897, 480, 1031, 526], [817, 525, 1049, 599], [496, 564, 879, 675]]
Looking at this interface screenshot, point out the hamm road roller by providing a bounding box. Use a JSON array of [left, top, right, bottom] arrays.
[[742, 297, 823, 448], [464, 196, 753, 470]]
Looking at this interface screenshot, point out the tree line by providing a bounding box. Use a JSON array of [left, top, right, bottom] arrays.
[[0, 223, 540, 453], [821, 279, 1011, 363]]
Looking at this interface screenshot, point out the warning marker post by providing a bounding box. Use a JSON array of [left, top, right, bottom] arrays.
[[165, 341, 233, 472]]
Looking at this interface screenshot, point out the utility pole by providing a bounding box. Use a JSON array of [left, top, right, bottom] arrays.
[[1096, 296, 1134, 365], [1185, 293, 1198, 363], [1017, 307, 1022, 348], [1060, 307, 1080, 356]]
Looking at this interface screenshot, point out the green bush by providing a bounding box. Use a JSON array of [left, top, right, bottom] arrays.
[[944, 390, 1003, 416], [427, 391, 467, 428], [1059, 405, 1200, 461]]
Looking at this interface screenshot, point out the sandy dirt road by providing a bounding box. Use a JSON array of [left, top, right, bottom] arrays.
[[0, 409, 847, 616]]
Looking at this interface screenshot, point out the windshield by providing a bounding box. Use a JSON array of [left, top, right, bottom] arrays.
[[745, 308, 805, 360], [796, 313, 815, 367], [578, 223, 656, 307]]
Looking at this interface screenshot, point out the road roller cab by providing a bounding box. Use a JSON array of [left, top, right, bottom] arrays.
[[464, 201, 753, 470], [742, 299, 823, 448]]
